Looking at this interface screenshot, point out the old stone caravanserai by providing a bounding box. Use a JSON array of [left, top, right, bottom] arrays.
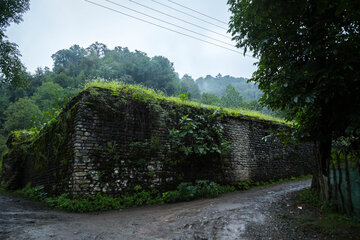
[[2, 85, 313, 197]]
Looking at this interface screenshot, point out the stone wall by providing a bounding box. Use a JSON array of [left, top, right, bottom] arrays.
[[2, 86, 313, 197], [224, 119, 312, 183]]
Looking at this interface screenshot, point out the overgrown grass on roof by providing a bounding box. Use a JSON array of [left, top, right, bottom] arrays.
[[84, 80, 288, 125]]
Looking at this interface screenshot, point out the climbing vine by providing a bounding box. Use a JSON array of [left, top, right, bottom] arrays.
[[169, 108, 230, 181]]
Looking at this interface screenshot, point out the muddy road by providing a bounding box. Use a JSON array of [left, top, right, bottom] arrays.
[[1, 179, 311, 240]]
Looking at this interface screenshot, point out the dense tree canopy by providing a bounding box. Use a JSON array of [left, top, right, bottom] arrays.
[[221, 85, 243, 109], [228, 0, 360, 199], [180, 74, 201, 100], [0, 0, 30, 86], [200, 93, 221, 106], [51, 44, 181, 95], [197, 74, 262, 101], [4, 97, 42, 134]]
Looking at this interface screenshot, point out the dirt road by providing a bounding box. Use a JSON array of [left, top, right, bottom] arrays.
[[1, 179, 312, 240]]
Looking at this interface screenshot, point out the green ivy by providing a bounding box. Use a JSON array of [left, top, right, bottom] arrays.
[[168, 109, 230, 178]]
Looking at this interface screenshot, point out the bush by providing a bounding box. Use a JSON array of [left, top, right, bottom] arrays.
[[12, 180, 237, 212], [163, 180, 222, 203]]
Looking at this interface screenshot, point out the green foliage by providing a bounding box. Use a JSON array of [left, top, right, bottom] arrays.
[[10, 176, 311, 213], [12, 180, 237, 212], [296, 188, 360, 235], [168, 110, 230, 180], [163, 180, 222, 203], [179, 74, 201, 100], [237, 175, 311, 191], [298, 188, 326, 210], [200, 93, 221, 106], [228, 0, 360, 200], [0, 93, 10, 130], [0, 0, 30, 86], [0, 134, 7, 174], [196, 74, 262, 102], [237, 180, 252, 190], [51, 44, 180, 95], [178, 92, 188, 101], [221, 84, 243, 109], [31, 81, 67, 111], [3, 98, 42, 134], [85, 81, 286, 124], [14, 183, 48, 201], [47, 193, 122, 213], [170, 113, 229, 157]]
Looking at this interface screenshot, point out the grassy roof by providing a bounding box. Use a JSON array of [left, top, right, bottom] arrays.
[[84, 80, 288, 125]]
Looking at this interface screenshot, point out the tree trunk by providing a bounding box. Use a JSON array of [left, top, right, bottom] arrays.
[[311, 137, 332, 201]]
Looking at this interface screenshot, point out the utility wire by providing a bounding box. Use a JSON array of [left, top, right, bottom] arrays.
[[104, 0, 234, 47], [84, 0, 244, 55], [167, 0, 228, 25], [151, 0, 227, 31], [128, 0, 231, 39]]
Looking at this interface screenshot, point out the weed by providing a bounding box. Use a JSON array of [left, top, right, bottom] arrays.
[[11, 180, 238, 212], [295, 188, 360, 239]]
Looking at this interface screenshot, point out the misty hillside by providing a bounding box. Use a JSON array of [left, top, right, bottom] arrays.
[[196, 74, 263, 102]]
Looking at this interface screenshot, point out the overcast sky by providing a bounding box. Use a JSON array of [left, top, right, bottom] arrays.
[[7, 0, 257, 79]]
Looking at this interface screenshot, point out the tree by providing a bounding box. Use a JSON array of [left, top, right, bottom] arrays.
[[31, 81, 66, 111], [0, 93, 10, 131], [221, 84, 243, 109], [179, 74, 201, 100], [0, 0, 30, 86], [243, 99, 262, 112], [4, 97, 42, 134], [200, 93, 221, 106], [86, 42, 108, 58], [149, 56, 179, 95], [52, 44, 87, 76], [228, 0, 360, 200]]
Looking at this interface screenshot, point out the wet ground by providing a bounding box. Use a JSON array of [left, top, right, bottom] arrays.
[[1, 179, 318, 240]]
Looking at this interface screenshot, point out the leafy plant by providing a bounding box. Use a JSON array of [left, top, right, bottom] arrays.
[[163, 180, 222, 203], [178, 92, 189, 101], [169, 111, 230, 162]]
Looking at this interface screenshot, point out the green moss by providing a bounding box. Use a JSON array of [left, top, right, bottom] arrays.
[[84, 80, 287, 124]]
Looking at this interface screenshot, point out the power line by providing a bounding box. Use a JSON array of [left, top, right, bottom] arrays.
[[167, 0, 228, 26], [151, 0, 227, 31], [128, 0, 231, 39], [84, 0, 245, 55], [104, 0, 234, 47]]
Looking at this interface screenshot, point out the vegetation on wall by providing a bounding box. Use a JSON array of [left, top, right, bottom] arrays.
[[83, 81, 285, 124], [0, 43, 283, 172], [169, 112, 230, 181]]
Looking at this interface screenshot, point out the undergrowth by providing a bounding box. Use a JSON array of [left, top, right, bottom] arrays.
[[13, 181, 232, 213], [11, 176, 309, 213], [237, 175, 311, 190], [294, 188, 360, 239]]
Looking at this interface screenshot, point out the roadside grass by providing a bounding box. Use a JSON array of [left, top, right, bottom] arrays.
[[292, 188, 360, 239], [237, 174, 311, 191], [4, 175, 310, 213]]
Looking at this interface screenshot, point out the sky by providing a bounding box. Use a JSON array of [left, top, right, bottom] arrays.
[[6, 0, 257, 79]]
